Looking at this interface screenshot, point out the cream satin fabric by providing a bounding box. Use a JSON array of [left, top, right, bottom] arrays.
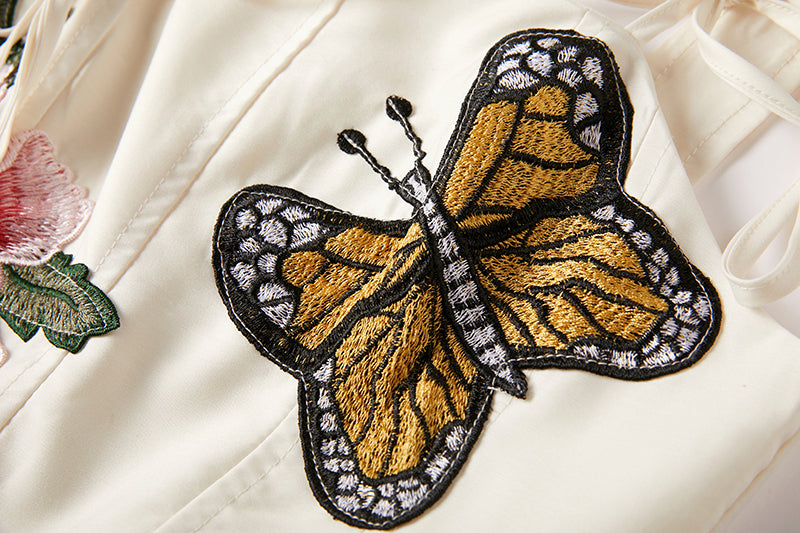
[[0, 1, 799, 532]]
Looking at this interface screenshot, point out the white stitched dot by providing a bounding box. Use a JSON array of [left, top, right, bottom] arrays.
[[425, 454, 450, 482], [378, 484, 395, 498], [443, 259, 470, 285], [575, 344, 600, 360], [231, 262, 257, 290], [479, 344, 508, 368], [526, 50, 553, 76], [371, 499, 397, 518], [660, 319, 678, 338], [291, 221, 323, 248], [574, 92, 598, 122], [257, 282, 290, 303], [497, 58, 519, 75], [672, 290, 693, 305], [438, 233, 459, 259], [324, 458, 340, 472], [397, 486, 427, 510], [592, 205, 615, 221], [498, 69, 538, 90], [257, 253, 278, 275], [615, 216, 634, 233], [321, 412, 337, 433], [464, 325, 496, 349], [694, 297, 711, 320], [398, 477, 421, 489], [642, 335, 660, 354], [446, 426, 467, 451], [558, 45, 577, 63], [537, 37, 560, 49], [449, 280, 479, 306], [677, 327, 700, 353], [647, 345, 677, 366], [336, 495, 360, 512], [314, 359, 334, 383], [238, 237, 261, 255], [338, 474, 359, 492], [557, 67, 582, 87], [235, 208, 257, 230], [612, 350, 637, 369], [666, 267, 680, 286], [321, 439, 337, 456], [428, 215, 447, 236], [582, 57, 603, 87], [318, 390, 332, 409], [280, 204, 308, 222], [455, 306, 486, 327], [632, 230, 652, 249], [255, 198, 282, 215], [579, 122, 601, 150], [357, 485, 376, 506], [261, 301, 292, 328], [505, 41, 532, 56], [259, 218, 288, 247], [338, 437, 351, 455], [653, 248, 669, 268], [646, 263, 660, 283]]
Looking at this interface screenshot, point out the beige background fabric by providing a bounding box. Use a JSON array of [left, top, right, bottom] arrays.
[[0, 1, 799, 531]]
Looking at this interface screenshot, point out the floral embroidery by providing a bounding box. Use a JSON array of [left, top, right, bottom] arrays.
[[0, 252, 119, 353], [0, 130, 91, 280], [0, 130, 118, 359]]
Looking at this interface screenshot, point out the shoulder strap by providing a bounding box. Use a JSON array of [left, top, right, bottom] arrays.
[[626, 0, 800, 306]]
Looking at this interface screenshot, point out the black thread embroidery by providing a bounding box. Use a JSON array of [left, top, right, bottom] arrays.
[[212, 29, 721, 529]]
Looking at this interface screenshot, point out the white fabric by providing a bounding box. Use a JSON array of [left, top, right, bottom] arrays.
[[628, 0, 800, 307], [690, 0, 800, 306], [0, 1, 799, 532]]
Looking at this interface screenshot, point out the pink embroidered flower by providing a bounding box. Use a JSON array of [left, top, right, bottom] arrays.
[[0, 130, 91, 285]]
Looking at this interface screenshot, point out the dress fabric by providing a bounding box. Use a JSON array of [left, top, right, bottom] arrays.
[[0, 1, 798, 532]]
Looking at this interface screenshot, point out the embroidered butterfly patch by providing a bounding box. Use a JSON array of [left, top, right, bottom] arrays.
[[212, 29, 721, 529]]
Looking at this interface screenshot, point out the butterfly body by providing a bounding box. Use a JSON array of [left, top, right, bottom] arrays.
[[213, 29, 721, 529]]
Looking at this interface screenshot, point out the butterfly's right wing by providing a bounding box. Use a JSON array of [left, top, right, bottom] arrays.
[[433, 30, 720, 378], [213, 185, 492, 529]]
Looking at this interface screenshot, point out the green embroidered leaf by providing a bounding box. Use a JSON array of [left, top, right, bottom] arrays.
[[0, 252, 119, 353]]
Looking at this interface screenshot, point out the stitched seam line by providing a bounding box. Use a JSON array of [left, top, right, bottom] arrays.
[[728, 185, 800, 290], [710, 61, 800, 118], [0, 345, 51, 397], [19, 0, 108, 110], [686, 47, 800, 162], [637, 140, 670, 200], [190, 438, 301, 532], [653, 38, 695, 82], [96, 2, 337, 272], [188, 411, 301, 533]]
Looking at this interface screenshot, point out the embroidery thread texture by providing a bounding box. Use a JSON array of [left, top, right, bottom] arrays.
[[0, 130, 117, 355], [0, 252, 119, 353], [213, 29, 721, 529], [0, 130, 92, 272]]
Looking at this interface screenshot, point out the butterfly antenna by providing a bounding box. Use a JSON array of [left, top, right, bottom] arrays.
[[337, 128, 400, 189], [386, 96, 426, 162]]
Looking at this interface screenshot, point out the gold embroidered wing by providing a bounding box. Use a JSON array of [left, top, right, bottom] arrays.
[[213, 186, 491, 529], [435, 31, 720, 377]]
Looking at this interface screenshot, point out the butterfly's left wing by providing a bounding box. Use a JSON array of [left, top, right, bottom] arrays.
[[213, 186, 492, 529], [434, 29, 720, 377]]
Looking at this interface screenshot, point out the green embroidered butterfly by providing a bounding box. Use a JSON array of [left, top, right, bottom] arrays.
[[213, 29, 720, 529]]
